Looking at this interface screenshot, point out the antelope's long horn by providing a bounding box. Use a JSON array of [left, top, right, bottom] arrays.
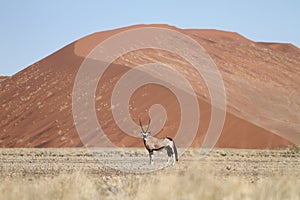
[[145, 118, 151, 132], [139, 118, 145, 132]]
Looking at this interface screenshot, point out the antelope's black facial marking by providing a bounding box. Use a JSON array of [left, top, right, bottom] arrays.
[[141, 131, 150, 140]]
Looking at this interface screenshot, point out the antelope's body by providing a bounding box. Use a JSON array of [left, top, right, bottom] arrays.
[[139, 119, 178, 165]]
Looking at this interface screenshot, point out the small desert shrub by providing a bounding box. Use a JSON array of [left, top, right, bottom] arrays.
[[289, 145, 300, 154]]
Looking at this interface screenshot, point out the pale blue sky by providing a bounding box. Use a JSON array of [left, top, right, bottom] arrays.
[[0, 1, 299, 75]]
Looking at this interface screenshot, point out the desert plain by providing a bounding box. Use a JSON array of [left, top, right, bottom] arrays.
[[1, 147, 300, 199]]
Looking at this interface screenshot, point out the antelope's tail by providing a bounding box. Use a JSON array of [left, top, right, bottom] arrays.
[[167, 137, 178, 161], [173, 140, 179, 161]]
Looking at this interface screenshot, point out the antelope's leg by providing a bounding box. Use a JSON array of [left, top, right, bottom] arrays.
[[149, 151, 154, 165], [172, 149, 176, 165], [166, 146, 173, 163]]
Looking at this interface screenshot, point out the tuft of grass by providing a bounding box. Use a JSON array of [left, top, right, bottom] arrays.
[[0, 172, 99, 200]]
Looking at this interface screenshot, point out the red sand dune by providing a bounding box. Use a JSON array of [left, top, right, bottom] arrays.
[[0, 24, 299, 148]]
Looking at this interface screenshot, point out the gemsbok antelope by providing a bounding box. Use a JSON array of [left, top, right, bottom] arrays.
[[139, 118, 178, 165]]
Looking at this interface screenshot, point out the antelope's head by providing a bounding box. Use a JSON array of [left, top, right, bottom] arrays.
[[139, 118, 151, 139]]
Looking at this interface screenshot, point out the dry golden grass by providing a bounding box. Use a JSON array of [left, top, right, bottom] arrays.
[[1, 148, 300, 200], [0, 169, 300, 200]]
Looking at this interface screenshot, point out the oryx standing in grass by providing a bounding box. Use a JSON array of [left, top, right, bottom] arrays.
[[139, 118, 178, 165]]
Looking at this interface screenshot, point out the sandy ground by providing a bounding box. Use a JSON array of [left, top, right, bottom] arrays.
[[1, 148, 299, 182]]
